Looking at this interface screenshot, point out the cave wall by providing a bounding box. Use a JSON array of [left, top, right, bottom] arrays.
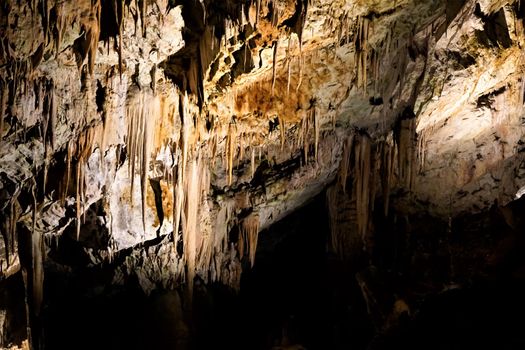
[[1, 0, 525, 348]]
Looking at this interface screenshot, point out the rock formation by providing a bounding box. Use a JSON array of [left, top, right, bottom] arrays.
[[1, 0, 525, 348]]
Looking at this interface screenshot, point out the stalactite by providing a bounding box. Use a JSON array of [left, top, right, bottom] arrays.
[[417, 128, 427, 174], [54, 2, 63, 55], [48, 81, 57, 149], [369, 145, 381, 213], [5, 189, 20, 269], [345, 13, 350, 45], [140, 116, 149, 232], [287, 56, 292, 95], [355, 16, 370, 92], [278, 116, 285, 151], [173, 93, 192, 251], [126, 91, 158, 231], [140, 0, 146, 37], [42, 148, 49, 197], [0, 79, 6, 138], [285, 35, 292, 96], [239, 212, 260, 267], [251, 147, 256, 178], [299, 111, 310, 165], [184, 158, 199, 298], [296, 40, 303, 92], [181, 93, 190, 181], [86, 0, 102, 75], [256, 0, 261, 26], [355, 134, 371, 246], [73, 126, 98, 240], [313, 106, 319, 161], [41, 79, 56, 195], [326, 185, 338, 251], [239, 132, 245, 164], [196, 173, 212, 278], [271, 41, 278, 95], [380, 135, 396, 216], [43, 0, 51, 41], [76, 159, 83, 240], [182, 153, 209, 298], [173, 150, 184, 249], [31, 184, 43, 318], [226, 122, 237, 186], [115, 0, 124, 78], [210, 128, 218, 167], [338, 134, 354, 193], [396, 116, 417, 190]]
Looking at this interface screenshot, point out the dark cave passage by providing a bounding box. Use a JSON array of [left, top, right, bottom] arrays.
[[40, 194, 375, 350], [196, 194, 374, 350], [35, 193, 525, 350], [34, 196, 525, 350]]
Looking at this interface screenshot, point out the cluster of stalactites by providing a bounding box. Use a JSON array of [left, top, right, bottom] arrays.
[[297, 105, 320, 165], [329, 131, 401, 257], [126, 90, 159, 232], [238, 212, 260, 267], [395, 117, 417, 191], [68, 124, 105, 240], [354, 16, 372, 92]]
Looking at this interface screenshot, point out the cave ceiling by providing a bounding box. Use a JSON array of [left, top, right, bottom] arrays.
[[0, 0, 525, 308]]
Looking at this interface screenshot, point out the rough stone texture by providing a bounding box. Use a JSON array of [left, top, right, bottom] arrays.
[[1, 0, 525, 347]]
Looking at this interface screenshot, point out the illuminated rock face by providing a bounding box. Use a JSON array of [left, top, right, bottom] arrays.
[[1, 0, 525, 346]]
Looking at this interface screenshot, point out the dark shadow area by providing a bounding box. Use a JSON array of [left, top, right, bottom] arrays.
[[38, 193, 525, 350], [41, 195, 375, 349], [194, 194, 374, 350], [369, 281, 525, 350], [0, 272, 27, 347]]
